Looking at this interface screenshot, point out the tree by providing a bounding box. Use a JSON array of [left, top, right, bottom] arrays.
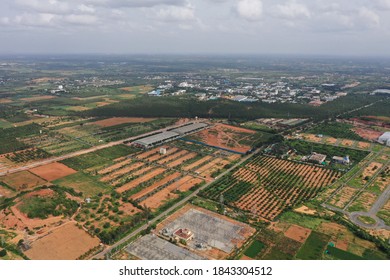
[[0, 249, 7, 257]]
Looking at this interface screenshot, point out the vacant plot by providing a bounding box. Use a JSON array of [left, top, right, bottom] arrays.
[[25, 223, 100, 260], [156, 204, 255, 259], [53, 172, 109, 197], [0, 171, 46, 191], [188, 124, 258, 154], [93, 117, 156, 127], [0, 119, 12, 128], [116, 168, 166, 193], [127, 234, 205, 260], [353, 128, 383, 141], [30, 162, 77, 181], [0, 184, 15, 198], [20, 95, 56, 102], [284, 225, 311, 243], [357, 142, 371, 149], [0, 98, 12, 104]]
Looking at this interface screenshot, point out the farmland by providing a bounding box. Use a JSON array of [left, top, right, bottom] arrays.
[[201, 154, 340, 221]]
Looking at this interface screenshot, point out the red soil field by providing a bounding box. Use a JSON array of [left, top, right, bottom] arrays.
[[352, 127, 383, 141], [130, 172, 181, 201], [25, 223, 100, 260], [284, 225, 311, 243], [190, 123, 256, 153], [0, 171, 46, 191], [116, 168, 166, 193], [92, 117, 156, 127], [30, 162, 77, 181]]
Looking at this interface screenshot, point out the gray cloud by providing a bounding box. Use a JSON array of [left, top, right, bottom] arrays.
[[0, 0, 389, 56]]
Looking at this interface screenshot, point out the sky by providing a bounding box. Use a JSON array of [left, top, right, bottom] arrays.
[[0, 0, 390, 56]]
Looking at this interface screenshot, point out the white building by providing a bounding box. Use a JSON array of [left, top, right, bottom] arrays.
[[378, 132, 390, 146]]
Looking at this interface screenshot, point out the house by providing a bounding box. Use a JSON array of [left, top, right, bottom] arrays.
[[308, 153, 327, 164], [173, 228, 194, 242], [332, 155, 350, 165]]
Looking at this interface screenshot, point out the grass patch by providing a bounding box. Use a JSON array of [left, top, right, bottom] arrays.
[[244, 240, 265, 258], [19, 192, 78, 219], [325, 245, 364, 260], [53, 172, 110, 197], [263, 247, 293, 260], [357, 216, 376, 225], [61, 153, 108, 170], [296, 231, 330, 260], [279, 212, 323, 230], [94, 145, 138, 160]]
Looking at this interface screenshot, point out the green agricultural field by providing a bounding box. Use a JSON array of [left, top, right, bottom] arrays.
[[244, 240, 265, 258], [279, 212, 323, 230], [61, 153, 108, 170], [19, 192, 79, 219], [296, 231, 330, 260], [93, 145, 138, 160], [326, 245, 364, 260], [307, 122, 365, 141], [0, 119, 12, 129], [53, 172, 110, 197]]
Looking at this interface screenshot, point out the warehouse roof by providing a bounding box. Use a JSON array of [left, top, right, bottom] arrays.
[[171, 122, 208, 135], [134, 131, 179, 146]]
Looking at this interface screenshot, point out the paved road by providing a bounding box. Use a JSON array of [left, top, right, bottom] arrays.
[[91, 149, 259, 260], [0, 122, 201, 177]]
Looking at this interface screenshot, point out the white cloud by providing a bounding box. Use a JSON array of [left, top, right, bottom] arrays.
[[358, 7, 380, 27], [275, 1, 311, 19], [373, 0, 390, 10], [156, 5, 195, 21], [236, 0, 263, 21]]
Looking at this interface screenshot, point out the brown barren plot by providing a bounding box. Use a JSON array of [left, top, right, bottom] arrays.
[[0, 98, 12, 104], [167, 152, 197, 168], [0, 184, 15, 198], [304, 134, 323, 142], [357, 142, 371, 149], [116, 168, 166, 193], [0, 171, 46, 191], [182, 155, 213, 171], [156, 150, 189, 165], [349, 192, 378, 212], [92, 117, 157, 127], [329, 186, 358, 208], [352, 128, 383, 141], [195, 158, 222, 175], [20, 95, 56, 102], [25, 223, 100, 260], [101, 162, 145, 183], [142, 177, 203, 210], [98, 158, 133, 175], [341, 139, 355, 146], [190, 124, 256, 153], [136, 147, 164, 159], [130, 172, 181, 201], [325, 137, 338, 144], [284, 225, 311, 243], [362, 162, 383, 178], [145, 148, 179, 162], [29, 162, 77, 181]]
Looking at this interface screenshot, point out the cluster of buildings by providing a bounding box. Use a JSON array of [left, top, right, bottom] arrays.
[[148, 76, 349, 105], [304, 152, 350, 165]]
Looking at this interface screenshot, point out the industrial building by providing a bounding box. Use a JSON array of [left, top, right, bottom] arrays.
[[170, 122, 208, 135], [378, 132, 390, 146], [132, 122, 208, 148]]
